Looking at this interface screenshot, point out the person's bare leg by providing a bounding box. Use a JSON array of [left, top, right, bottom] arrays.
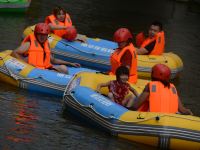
[[52, 65, 68, 74], [108, 92, 115, 102], [124, 94, 136, 108]]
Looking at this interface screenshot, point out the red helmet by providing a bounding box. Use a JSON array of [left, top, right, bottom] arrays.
[[34, 23, 50, 35], [63, 26, 77, 41], [151, 64, 171, 81], [113, 28, 133, 43]]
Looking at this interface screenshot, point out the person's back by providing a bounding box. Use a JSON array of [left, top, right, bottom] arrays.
[[133, 64, 193, 115], [148, 81, 178, 113]]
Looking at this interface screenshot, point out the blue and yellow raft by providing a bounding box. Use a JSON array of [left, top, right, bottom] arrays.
[[0, 50, 94, 97], [63, 72, 200, 150], [23, 25, 183, 79]]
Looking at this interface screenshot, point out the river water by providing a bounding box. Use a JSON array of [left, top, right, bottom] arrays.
[[0, 0, 200, 149]]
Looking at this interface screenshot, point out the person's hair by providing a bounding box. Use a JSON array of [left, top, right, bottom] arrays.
[[127, 38, 133, 44], [115, 66, 129, 81], [152, 77, 170, 88], [53, 6, 66, 17], [151, 21, 163, 31]]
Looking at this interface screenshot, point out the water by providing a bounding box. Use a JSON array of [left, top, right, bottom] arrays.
[[0, 0, 200, 149]]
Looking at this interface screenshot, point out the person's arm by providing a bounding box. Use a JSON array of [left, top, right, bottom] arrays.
[[132, 84, 150, 110], [136, 47, 149, 55], [136, 40, 156, 55], [50, 56, 81, 67], [48, 23, 67, 31], [96, 81, 111, 93], [11, 42, 30, 61], [129, 85, 139, 97], [178, 98, 193, 115], [75, 34, 87, 43]]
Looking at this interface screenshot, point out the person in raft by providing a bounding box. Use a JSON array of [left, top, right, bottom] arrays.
[[97, 66, 138, 108], [110, 28, 138, 84], [45, 6, 86, 42], [136, 21, 165, 55], [11, 23, 80, 74], [132, 64, 193, 115]]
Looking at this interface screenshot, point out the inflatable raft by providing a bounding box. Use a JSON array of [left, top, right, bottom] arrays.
[[0, 50, 95, 97], [0, 0, 31, 12], [23, 25, 183, 79], [63, 72, 200, 150]]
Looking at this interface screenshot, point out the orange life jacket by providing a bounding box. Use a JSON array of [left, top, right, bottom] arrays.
[[45, 14, 72, 37], [110, 43, 138, 83], [22, 33, 52, 69], [141, 31, 165, 55], [139, 81, 178, 113]]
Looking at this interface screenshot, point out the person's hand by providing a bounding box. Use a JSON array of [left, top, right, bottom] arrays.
[[182, 108, 193, 115], [76, 34, 87, 43], [96, 88, 100, 93], [134, 90, 139, 97], [185, 109, 193, 115], [71, 63, 81, 67]]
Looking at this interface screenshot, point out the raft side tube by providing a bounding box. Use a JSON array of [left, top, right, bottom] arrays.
[[67, 86, 128, 121]]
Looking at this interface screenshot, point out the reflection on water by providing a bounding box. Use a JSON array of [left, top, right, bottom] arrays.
[[0, 0, 200, 149], [5, 96, 37, 143], [0, 84, 152, 150]]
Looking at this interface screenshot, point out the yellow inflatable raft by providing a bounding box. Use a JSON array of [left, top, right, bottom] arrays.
[[63, 72, 200, 150]]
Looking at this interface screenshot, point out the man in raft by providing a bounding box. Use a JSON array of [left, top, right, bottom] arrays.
[[136, 21, 165, 55], [11, 23, 80, 74]]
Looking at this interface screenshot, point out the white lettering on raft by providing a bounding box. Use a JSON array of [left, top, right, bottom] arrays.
[[90, 94, 112, 107], [57, 73, 71, 79], [80, 43, 114, 54], [6, 58, 26, 70]]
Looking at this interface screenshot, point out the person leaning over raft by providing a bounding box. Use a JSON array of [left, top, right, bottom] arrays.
[[110, 28, 138, 84], [132, 64, 193, 115], [45, 6, 86, 42], [136, 21, 165, 55], [11, 23, 80, 74], [97, 66, 138, 108]]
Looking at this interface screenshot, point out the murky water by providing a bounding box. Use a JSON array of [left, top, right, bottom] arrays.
[[0, 0, 200, 149]]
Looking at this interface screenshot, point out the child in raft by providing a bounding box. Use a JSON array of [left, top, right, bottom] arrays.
[[97, 66, 138, 108]]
